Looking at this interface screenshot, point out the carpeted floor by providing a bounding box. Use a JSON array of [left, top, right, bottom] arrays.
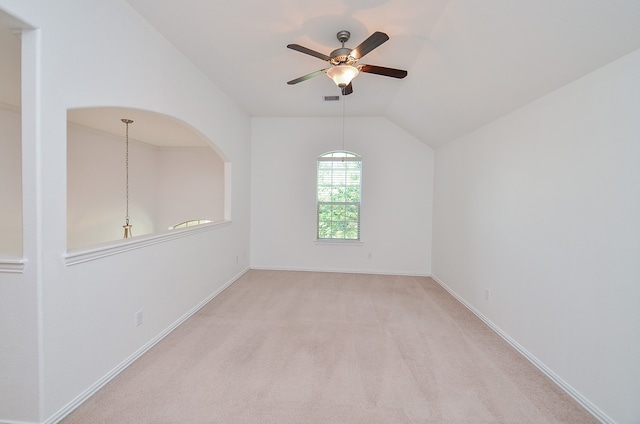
[[62, 270, 597, 423]]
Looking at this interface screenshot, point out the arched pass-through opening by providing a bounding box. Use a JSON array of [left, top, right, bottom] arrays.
[[66, 107, 230, 261]]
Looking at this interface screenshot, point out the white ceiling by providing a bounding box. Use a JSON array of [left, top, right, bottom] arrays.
[[3, 2, 640, 148], [123, 0, 640, 148], [67, 107, 212, 148]]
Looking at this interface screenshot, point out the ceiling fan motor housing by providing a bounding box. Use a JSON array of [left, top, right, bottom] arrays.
[[330, 47, 356, 65]]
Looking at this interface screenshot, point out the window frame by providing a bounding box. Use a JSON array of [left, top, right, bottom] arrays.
[[316, 151, 362, 241]]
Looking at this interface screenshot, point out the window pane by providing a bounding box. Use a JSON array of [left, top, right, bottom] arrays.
[[318, 204, 332, 221], [318, 185, 332, 202], [331, 205, 346, 221], [345, 205, 359, 221], [345, 186, 360, 202], [331, 221, 346, 238], [345, 222, 359, 239], [318, 221, 331, 239], [331, 187, 344, 202]]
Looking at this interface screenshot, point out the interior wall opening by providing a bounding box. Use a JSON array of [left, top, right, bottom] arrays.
[[0, 11, 24, 257], [67, 107, 227, 250]]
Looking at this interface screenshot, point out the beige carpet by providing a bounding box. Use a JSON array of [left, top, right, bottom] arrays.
[[62, 270, 597, 423]]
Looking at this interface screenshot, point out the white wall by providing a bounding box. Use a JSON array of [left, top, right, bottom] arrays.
[[0, 0, 251, 422], [432, 48, 640, 424], [156, 147, 224, 230], [67, 124, 225, 249], [0, 107, 21, 254], [251, 116, 433, 276]]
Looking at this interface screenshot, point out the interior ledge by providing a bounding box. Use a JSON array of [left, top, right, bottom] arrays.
[[0, 257, 26, 273], [64, 220, 231, 266]]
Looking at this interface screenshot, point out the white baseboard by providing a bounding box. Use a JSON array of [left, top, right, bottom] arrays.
[[429, 274, 615, 424], [250, 265, 430, 277], [44, 267, 249, 424]]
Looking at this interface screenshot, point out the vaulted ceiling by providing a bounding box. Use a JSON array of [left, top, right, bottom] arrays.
[[124, 0, 640, 148], [3, 2, 640, 148]]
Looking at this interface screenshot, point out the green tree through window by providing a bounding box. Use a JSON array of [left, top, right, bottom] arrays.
[[317, 151, 361, 240]]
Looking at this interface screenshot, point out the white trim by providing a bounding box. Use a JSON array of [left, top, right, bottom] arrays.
[[64, 220, 231, 266], [430, 273, 613, 424], [44, 267, 250, 424], [317, 156, 361, 161], [0, 101, 21, 113], [314, 239, 364, 245], [0, 257, 26, 273]]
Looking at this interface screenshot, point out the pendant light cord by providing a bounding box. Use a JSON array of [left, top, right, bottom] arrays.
[[121, 118, 134, 238], [342, 94, 346, 153], [125, 120, 130, 223], [121, 118, 134, 226]]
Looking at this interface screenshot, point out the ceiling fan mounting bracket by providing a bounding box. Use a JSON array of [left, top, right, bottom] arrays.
[[336, 30, 351, 44]]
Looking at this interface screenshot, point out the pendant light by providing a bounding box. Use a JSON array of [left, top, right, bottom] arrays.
[[121, 118, 133, 238], [326, 64, 359, 88]]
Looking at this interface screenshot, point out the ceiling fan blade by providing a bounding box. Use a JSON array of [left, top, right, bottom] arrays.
[[350, 31, 389, 60], [287, 44, 331, 62], [358, 64, 407, 79], [341, 82, 353, 96], [287, 69, 328, 85]]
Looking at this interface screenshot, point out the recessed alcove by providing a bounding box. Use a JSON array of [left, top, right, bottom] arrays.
[[67, 107, 228, 251]]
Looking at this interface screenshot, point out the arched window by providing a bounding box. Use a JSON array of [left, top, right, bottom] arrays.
[[170, 219, 212, 230], [317, 151, 362, 240]]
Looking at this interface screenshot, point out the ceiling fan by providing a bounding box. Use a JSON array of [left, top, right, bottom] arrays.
[[287, 30, 408, 96]]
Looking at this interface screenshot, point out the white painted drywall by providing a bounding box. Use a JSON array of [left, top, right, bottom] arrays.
[[156, 147, 225, 230], [0, 107, 21, 254], [432, 48, 640, 423], [251, 116, 433, 276], [0, 0, 251, 422]]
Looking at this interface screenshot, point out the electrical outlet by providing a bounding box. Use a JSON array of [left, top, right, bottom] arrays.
[[485, 289, 491, 301], [368, 253, 372, 259], [135, 310, 143, 327], [235, 255, 239, 263]]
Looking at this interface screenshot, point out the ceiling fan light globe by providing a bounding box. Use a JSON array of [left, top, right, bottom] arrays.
[[326, 65, 359, 88]]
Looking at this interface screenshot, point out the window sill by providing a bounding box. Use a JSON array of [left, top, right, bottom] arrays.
[[314, 239, 364, 246], [65, 220, 231, 266]]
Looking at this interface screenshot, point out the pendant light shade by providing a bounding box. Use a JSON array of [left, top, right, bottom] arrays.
[[326, 65, 359, 88]]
